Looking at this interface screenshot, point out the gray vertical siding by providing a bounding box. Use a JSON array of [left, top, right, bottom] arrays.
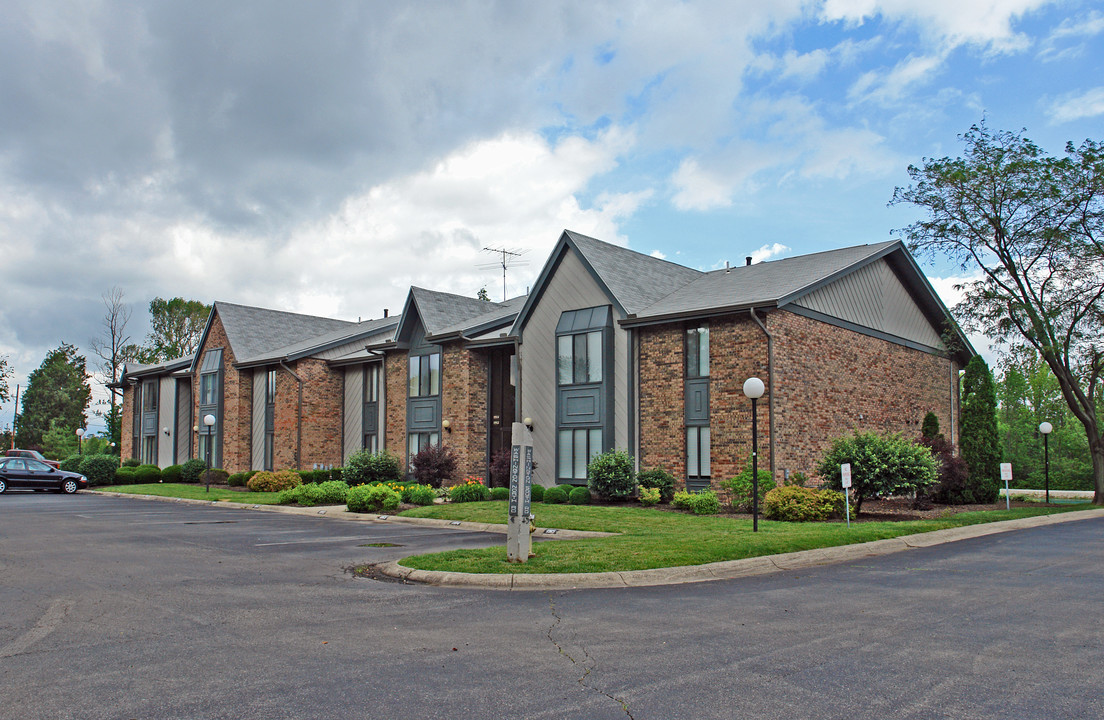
[[157, 377, 175, 468], [794, 259, 944, 349], [343, 366, 364, 464], [518, 249, 628, 487], [174, 379, 191, 463], [251, 368, 266, 470]]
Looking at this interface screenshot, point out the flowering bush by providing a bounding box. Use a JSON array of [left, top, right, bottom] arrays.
[[247, 470, 302, 493], [448, 477, 489, 503]]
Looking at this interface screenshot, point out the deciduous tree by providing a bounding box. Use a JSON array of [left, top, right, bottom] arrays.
[[145, 297, 211, 362], [15, 343, 91, 448], [892, 123, 1104, 504]]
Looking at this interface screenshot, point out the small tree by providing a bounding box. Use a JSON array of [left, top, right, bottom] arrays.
[[411, 444, 458, 488], [817, 431, 938, 515], [960, 356, 1001, 503], [921, 412, 941, 440], [344, 449, 403, 486]]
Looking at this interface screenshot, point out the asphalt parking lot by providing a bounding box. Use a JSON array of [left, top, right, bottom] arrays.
[[2, 491, 1102, 720]]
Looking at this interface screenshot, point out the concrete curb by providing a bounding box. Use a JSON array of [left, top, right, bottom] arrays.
[[377, 507, 1104, 591]]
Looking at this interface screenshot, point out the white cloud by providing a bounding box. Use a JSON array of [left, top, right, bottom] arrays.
[[671, 159, 736, 211], [1038, 9, 1104, 60], [848, 52, 947, 105], [650, 249, 667, 259], [927, 272, 998, 365], [1046, 87, 1104, 124], [779, 48, 831, 80], [751, 243, 791, 262]]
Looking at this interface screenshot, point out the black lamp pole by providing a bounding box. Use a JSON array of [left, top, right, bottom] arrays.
[[1044, 431, 1050, 504], [751, 395, 759, 532]]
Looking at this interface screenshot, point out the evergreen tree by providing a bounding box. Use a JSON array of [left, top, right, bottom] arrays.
[[15, 343, 91, 448], [921, 412, 941, 439], [960, 356, 1000, 502]]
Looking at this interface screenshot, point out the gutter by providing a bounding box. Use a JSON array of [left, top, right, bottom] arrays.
[[279, 360, 304, 470], [749, 309, 777, 482]]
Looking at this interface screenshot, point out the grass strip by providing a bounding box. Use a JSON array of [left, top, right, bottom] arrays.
[[97, 483, 283, 504], [397, 502, 1097, 574]]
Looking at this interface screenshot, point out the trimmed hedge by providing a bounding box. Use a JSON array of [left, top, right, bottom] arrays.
[[161, 464, 183, 484], [762, 486, 847, 522], [60, 454, 83, 472], [247, 470, 301, 493], [489, 486, 510, 501], [227, 470, 257, 487], [569, 486, 591, 505], [180, 459, 207, 483], [530, 484, 545, 502], [79, 454, 120, 486], [134, 464, 161, 484], [544, 486, 569, 504], [114, 466, 138, 485], [279, 480, 349, 506]]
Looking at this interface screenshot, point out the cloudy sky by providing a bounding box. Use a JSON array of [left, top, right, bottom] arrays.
[[2, 0, 1102, 430]]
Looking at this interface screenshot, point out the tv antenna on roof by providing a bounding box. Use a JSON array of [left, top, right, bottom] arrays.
[[478, 247, 529, 301]]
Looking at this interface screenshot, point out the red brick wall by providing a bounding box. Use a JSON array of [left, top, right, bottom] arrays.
[[770, 310, 958, 481], [637, 310, 958, 491], [637, 315, 769, 492], [120, 384, 135, 463], [441, 343, 489, 482], [294, 358, 344, 469], [192, 311, 251, 473], [384, 351, 407, 461]]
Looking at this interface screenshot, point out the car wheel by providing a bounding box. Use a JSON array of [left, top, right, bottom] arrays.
[[0, 478, 6, 493], [61, 479, 79, 494]]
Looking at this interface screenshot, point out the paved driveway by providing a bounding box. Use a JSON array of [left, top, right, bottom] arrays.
[[2, 492, 1102, 720]]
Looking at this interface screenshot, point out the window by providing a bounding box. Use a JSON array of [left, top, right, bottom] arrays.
[[557, 332, 603, 385], [687, 326, 709, 378], [142, 380, 158, 412], [686, 426, 711, 480], [143, 436, 157, 465], [408, 353, 440, 397], [198, 434, 212, 466], [264, 369, 276, 471], [200, 373, 218, 405], [557, 428, 603, 481], [408, 432, 439, 464], [363, 364, 380, 452]]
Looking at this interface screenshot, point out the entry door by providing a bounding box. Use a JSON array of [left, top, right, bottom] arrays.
[[487, 348, 516, 470]]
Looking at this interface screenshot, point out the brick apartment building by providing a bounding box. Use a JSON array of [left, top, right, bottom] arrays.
[[118, 230, 973, 489]]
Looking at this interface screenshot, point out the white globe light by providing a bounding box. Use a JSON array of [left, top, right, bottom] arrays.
[[743, 377, 765, 399], [203, 414, 216, 427], [1038, 421, 1053, 434]]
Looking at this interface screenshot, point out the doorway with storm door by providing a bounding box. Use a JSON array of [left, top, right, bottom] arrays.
[[486, 347, 516, 486]]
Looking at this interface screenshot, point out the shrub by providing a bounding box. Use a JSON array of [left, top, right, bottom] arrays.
[[60, 454, 83, 472], [122, 458, 141, 468], [544, 486, 569, 504], [918, 435, 972, 505], [227, 470, 257, 487], [816, 431, 938, 515], [80, 454, 120, 486], [639, 486, 661, 506], [569, 486, 591, 505], [530, 484, 545, 502], [247, 470, 302, 493], [160, 464, 183, 483], [329, 467, 343, 483], [637, 467, 676, 502], [785, 471, 808, 487], [202, 468, 229, 485], [762, 486, 846, 522], [690, 490, 721, 515], [489, 448, 512, 488], [279, 480, 349, 506], [489, 486, 510, 501], [921, 412, 941, 439], [113, 466, 138, 485], [346, 483, 400, 513], [587, 449, 636, 500], [406, 484, 436, 506], [671, 490, 694, 509], [411, 444, 459, 488], [721, 462, 776, 512], [180, 458, 207, 483], [134, 464, 161, 484], [449, 478, 490, 503], [344, 450, 403, 486]]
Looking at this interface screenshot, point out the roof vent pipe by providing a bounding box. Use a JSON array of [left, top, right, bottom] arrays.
[[746, 256, 753, 266], [725, 261, 730, 274], [383, 308, 389, 318]]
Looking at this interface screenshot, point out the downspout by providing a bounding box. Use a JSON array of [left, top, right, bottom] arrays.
[[749, 309, 777, 482], [279, 361, 304, 470]]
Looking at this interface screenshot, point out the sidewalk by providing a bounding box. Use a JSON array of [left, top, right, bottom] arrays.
[[90, 489, 1104, 591]]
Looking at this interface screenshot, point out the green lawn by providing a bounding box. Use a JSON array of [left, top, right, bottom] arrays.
[[97, 483, 284, 504], [397, 502, 1097, 574]]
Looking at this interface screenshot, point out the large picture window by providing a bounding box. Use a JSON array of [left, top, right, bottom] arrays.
[[686, 426, 711, 481], [363, 364, 380, 452], [555, 306, 612, 483], [687, 326, 709, 378], [685, 324, 711, 490], [264, 369, 276, 471], [200, 373, 218, 405]]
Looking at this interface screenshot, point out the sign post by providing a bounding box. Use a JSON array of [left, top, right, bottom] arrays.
[[1000, 462, 1013, 510], [506, 422, 534, 563], [841, 463, 852, 529]]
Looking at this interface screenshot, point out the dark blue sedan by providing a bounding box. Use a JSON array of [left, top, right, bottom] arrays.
[[0, 457, 87, 494]]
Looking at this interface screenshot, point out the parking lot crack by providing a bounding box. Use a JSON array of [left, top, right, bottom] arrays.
[[546, 595, 634, 719], [0, 598, 73, 659]]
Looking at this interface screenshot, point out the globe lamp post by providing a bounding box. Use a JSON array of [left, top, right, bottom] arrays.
[[742, 377, 765, 532]]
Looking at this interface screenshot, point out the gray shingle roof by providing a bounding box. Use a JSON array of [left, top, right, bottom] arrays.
[[235, 315, 397, 366], [214, 302, 357, 363], [565, 230, 704, 315], [628, 241, 900, 322], [429, 293, 527, 338], [409, 287, 523, 337]]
